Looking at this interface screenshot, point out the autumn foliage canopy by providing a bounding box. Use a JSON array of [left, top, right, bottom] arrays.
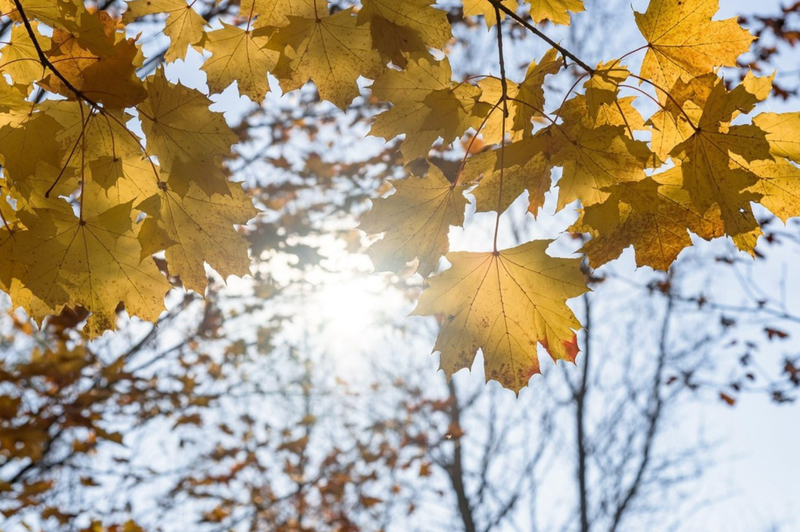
[[0, 0, 799, 393]]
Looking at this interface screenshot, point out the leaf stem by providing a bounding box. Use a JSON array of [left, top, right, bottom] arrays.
[[492, 5, 509, 254]]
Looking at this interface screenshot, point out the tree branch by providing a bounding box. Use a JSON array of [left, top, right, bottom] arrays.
[[486, 0, 595, 75]]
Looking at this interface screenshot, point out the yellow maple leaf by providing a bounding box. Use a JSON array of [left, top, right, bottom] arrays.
[[271, 8, 384, 109], [8, 196, 170, 335], [635, 0, 754, 94], [1, 0, 84, 30], [745, 158, 800, 224], [0, 110, 63, 185], [477, 49, 561, 144], [647, 73, 716, 161], [138, 70, 238, 196], [412, 240, 588, 393], [41, 18, 146, 108], [243, 0, 319, 29], [136, 182, 257, 294], [462, 134, 553, 215], [669, 77, 774, 249], [201, 22, 277, 101], [463, 0, 518, 28], [357, 0, 451, 67], [753, 112, 800, 162], [360, 164, 468, 277], [548, 97, 651, 210], [123, 0, 206, 62], [371, 54, 487, 162], [0, 22, 49, 89], [528, 0, 584, 25], [583, 62, 628, 119], [575, 169, 725, 270]]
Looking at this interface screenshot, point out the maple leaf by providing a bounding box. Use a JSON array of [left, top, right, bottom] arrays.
[[371, 54, 486, 163], [528, 0, 585, 25], [583, 62, 629, 119], [745, 158, 800, 223], [357, 0, 451, 67], [636, 0, 754, 94], [413, 240, 588, 393], [243, 0, 319, 29], [7, 196, 170, 335], [669, 76, 774, 249], [136, 182, 258, 294], [647, 73, 717, 161], [548, 97, 652, 210], [463, 0, 518, 27], [478, 49, 561, 144], [41, 15, 146, 108], [271, 8, 384, 109], [0, 21, 49, 89], [462, 134, 553, 215], [753, 112, 800, 162], [201, 23, 277, 101], [123, 0, 206, 62], [0, 109, 63, 186], [360, 164, 468, 278], [138, 70, 238, 197], [575, 168, 725, 270]]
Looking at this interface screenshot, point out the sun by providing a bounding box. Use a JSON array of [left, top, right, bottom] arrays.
[[307, 274, 402, 370]]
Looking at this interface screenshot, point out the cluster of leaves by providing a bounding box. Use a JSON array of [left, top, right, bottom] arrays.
[[0, 0, 256, 337], [2, 0, 800, 393]]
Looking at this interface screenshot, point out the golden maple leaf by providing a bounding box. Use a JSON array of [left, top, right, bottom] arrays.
[[360, 164, 468, 278], [201, 22, 278, 101], [138, 70, 238, 197], [528, 0, 585, 25], [41, 13, 146, 108], [123, 0, 206, 62], [243, 0, 319, 29], [270, 8, 384, 109], [7, 196, 170, 335], [413, 240, 588, 393], [371, 54, 487, 163], [478, 48, 561, 144], [357, 0, 451, 67], [636, 0, 754, 95], [136, 182, 258, 294], [669, 77, 774, 250], [548, 96, 652, 210], [462, 134, 553, 215], [575, 169, 725, 270], [462, 0, 518, 27]]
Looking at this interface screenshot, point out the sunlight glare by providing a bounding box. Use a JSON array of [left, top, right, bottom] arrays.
[[308, 275, 398, 370]]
